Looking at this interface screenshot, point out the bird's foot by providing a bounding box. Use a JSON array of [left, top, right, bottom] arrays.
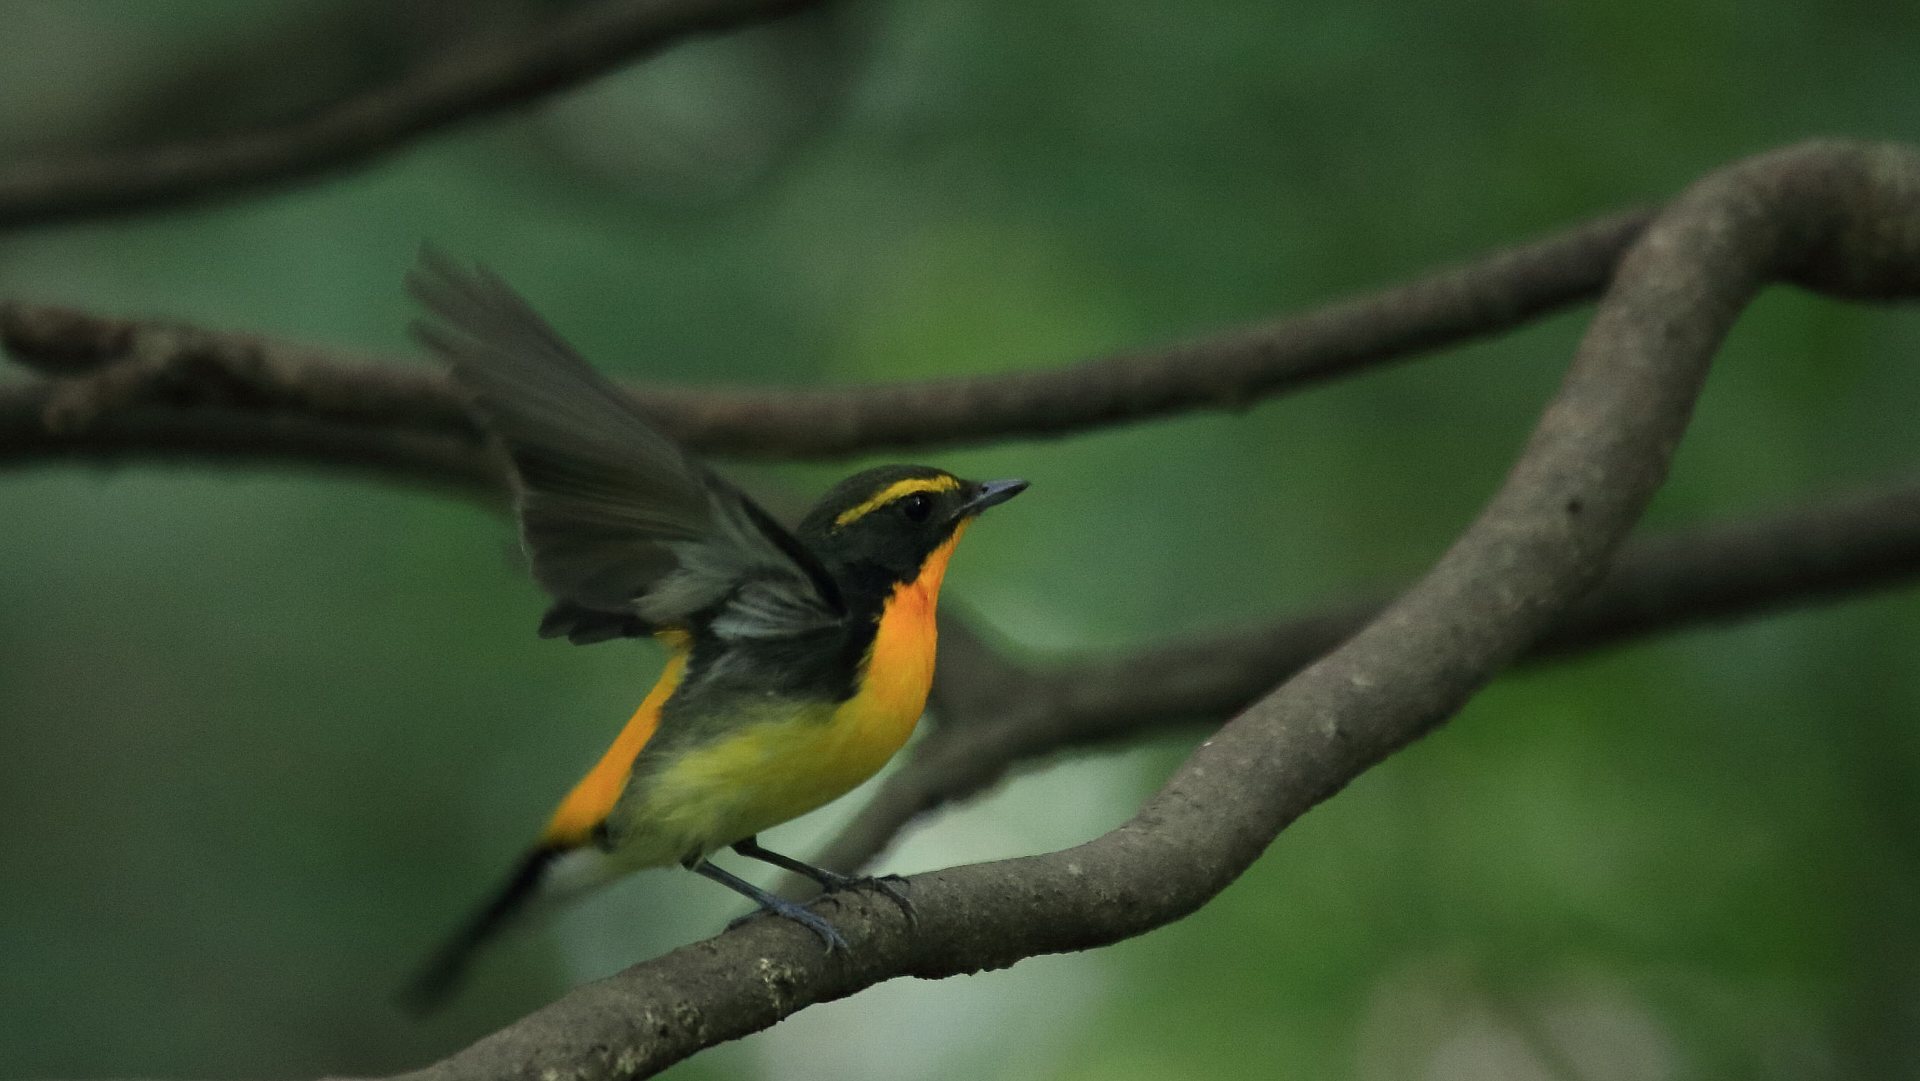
[[813, 870, 916, 924], [726, 839, 917, 926], [727, 896, 849, 952]]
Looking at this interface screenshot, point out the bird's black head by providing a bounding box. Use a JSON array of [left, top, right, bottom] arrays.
[[797, 465, 1027, 595]]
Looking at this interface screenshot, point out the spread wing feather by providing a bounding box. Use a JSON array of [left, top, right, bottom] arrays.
[[408, 251, 844, 641]]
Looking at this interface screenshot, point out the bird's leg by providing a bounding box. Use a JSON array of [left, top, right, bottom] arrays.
[[731, 837, 915, 923], [691, 859, 847, 951]]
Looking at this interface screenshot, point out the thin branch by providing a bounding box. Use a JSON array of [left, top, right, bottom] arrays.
[[597, 209, 1651, 455], [1, 210, 1647, 470], [811, 473, 1920, 876], [0, 0, 824, 229], [370, 140, 1920, 1081], [0, 306, 501, 494]]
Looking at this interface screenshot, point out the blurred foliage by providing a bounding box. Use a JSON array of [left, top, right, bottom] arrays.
[[3, 0, 1919, 1079]]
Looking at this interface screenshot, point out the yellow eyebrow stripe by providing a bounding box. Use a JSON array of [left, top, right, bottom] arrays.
[[833, 475, 960, 527]]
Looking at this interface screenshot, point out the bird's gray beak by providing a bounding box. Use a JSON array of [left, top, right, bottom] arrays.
[[953, 478, 1028, 520]]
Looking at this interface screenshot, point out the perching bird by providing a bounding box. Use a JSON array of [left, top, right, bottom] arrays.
[[400, 254, 1026, 1011]]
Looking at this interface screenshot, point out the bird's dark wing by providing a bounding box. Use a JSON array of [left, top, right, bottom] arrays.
[[408, 251, 844, 641]]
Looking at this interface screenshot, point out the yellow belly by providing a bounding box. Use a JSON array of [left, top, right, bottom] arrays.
[[629, 692, 922, 862]]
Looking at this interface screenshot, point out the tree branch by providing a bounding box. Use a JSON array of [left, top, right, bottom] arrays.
[[0, 307, 503, 495], [2, 209, 1645, 473], [0, 0, 824, 229], [369, 140, 1920, 1081], [813, 473, 1920, 876]]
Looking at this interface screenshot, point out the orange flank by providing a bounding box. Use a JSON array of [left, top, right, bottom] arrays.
[[541, 638, 690, 848]]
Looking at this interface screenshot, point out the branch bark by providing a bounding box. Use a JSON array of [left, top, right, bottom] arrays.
[[2, 209, 1645, 474], [368, 140, 1920, 1081], [0, 0, 824, 229], [0, 312, 504, 496]]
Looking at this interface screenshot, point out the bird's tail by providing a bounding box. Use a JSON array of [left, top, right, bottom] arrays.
[[398, 846, 560, 1015]]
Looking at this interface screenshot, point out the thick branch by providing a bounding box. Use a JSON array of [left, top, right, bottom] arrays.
[[814, 474, 1920, 875], [0, 0, 823, 229], [376, 140, 1920, 1081], [2, 210, 1644, 468]]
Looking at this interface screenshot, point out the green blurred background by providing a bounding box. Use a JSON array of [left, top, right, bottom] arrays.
[[3, 1, 1919, 1078]]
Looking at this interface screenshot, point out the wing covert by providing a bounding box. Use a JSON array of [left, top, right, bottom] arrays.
[[408, 251, 843, 640]]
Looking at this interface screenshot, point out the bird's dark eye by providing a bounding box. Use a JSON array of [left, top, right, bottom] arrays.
[[899, 493, 934, 523]]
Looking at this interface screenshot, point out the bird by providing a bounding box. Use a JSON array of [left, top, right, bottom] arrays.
[[398, 252, 1027, 1011]]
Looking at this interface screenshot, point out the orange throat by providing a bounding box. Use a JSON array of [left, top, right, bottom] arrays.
[[848, 521, 969, 737]]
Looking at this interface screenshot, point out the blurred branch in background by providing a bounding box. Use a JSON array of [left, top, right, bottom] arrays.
[[0, 3, 470, 155], [0, 302, 502, 496], [0, 0, 823, 229], [0, 207, 1647, 471], [5, 130, 1920, 1078]]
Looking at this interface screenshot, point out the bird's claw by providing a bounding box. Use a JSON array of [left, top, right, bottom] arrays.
[[728, 897, 849, 952], [816, 870, 917, 924]]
